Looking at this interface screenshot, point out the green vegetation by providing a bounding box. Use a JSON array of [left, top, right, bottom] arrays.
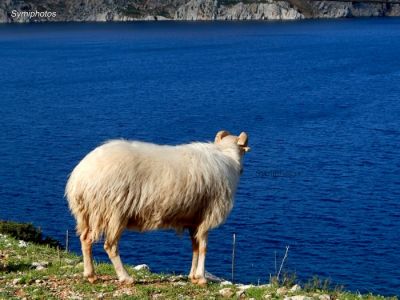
[[0, 222, 397, 299], [0, 220, 62, 249], [154, 8, 172, 18], [121, 5, 143, 18], [120, 3, 171, 18]]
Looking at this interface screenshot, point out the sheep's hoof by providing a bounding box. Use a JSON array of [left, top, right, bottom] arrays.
[[189, 277, 198, 284], [86, 275, 98, 283], [197, 277, 207, 286], [119, 276, 134, 284]]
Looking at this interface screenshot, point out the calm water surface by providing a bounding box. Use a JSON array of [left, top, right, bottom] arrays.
[[0, 19, 399, 295]]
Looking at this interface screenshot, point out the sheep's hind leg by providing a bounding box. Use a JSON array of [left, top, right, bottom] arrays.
[[194, 231, 208, 286], [104, 239, 133, 284], [80, 229, 97, 283], [188, 228, 199, 284]]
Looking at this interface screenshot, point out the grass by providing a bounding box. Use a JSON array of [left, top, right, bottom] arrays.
[[0, 223, 398, 299]]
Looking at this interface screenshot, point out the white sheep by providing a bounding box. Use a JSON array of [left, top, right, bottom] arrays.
[[65, 130, 250, 285]]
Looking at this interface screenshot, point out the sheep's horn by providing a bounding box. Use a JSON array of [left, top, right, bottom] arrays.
[[215, 130, 230, 143], [237, 132, 248, 147]]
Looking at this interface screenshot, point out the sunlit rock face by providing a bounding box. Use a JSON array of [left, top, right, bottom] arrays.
[[1, 0, 400, 23]]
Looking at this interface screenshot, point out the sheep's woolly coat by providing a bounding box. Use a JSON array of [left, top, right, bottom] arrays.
[[66, 139, 241, 243]]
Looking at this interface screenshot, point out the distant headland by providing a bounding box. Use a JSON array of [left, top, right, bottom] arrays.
[[1, 0, 400, 23]]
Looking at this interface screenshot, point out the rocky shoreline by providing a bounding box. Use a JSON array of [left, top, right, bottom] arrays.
[[1, 0, 400, 23]]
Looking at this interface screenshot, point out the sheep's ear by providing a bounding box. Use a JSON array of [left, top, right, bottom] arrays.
[[215, 130, 230, 143], [237, 132, 248, 147]]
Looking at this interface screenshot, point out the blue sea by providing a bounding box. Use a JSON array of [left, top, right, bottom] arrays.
[[0, 19, 399, 296]]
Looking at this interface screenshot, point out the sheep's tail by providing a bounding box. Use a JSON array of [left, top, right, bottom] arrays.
[[65, 178, 86, 236], [66, 173, 125, 243], [65, 175, 102, 242]]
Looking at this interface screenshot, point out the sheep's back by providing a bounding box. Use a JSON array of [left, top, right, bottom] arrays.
[[66, 140, 238, 234]]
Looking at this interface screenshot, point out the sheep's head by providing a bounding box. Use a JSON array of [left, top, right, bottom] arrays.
[[215, 130, 250, 153], [215, 130, 250, 173], [214, 131, 250, 171]]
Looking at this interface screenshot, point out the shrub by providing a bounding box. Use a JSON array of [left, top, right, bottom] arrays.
[[0, 220, 62, 249]]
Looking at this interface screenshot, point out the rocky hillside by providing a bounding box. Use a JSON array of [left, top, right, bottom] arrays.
[[0, 231, 396, 299], [1, 0, 400, 22]]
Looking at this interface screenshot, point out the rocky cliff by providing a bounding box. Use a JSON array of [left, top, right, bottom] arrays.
[[1, 0, 400, 23]]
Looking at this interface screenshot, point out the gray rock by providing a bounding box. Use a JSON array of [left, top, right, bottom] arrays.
[[387, 4, 400, 16], [310, 1, 386, 18], [319, 294, 331, 300], [32, 261, 49, 270], [169, 275, 186, 282], [219, 287, 234, 298], [1, 0, 399, 23], [236, 290, 245, 298], [96, 293, 104, 299], [18, 240, 27, 248], [290, 284, 302, 292], [236, 284, 255, 290], [277, 287, 288, 295], [217, 1, 303, 20], [285, 296, 313, 300], [64, 258, 76, 265], [133, 264, 150, 272], [175, 0, 217, 20], [174, 281, 187, 286]]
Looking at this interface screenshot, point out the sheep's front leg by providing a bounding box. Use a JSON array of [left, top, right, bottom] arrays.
[[104, 240, 133, 284], [80, 229, 96, 283], [188, 228, 199, 283], [194, 232, 208, 286]]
